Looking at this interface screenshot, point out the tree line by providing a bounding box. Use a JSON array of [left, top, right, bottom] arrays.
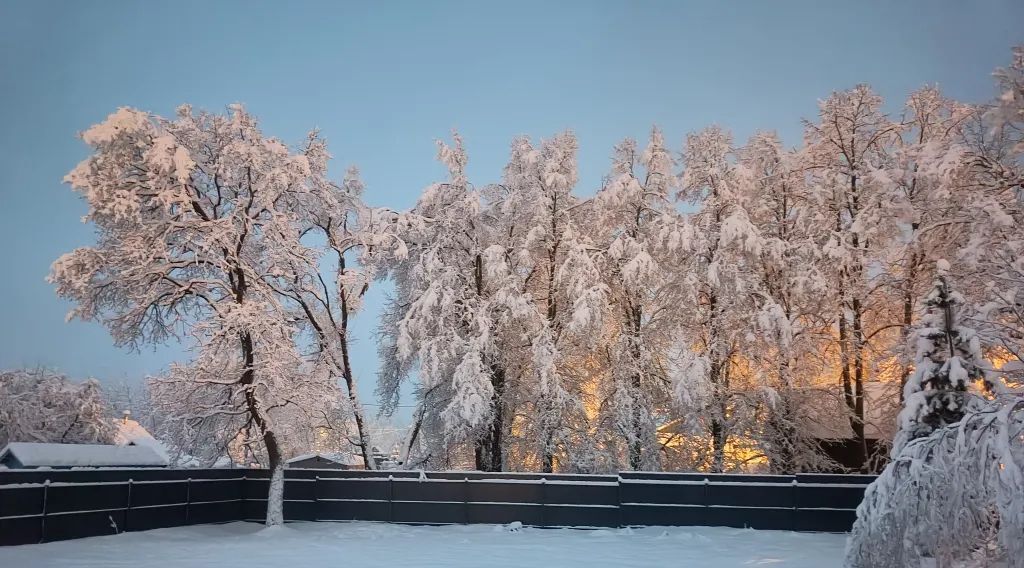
[[35, 46, 1024, 529]]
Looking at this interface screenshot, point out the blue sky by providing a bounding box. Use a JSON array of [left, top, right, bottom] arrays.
[[1, 1, 1021, 418]]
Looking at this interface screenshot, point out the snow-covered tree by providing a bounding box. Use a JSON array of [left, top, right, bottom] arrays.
[[847, 270, 1018, 566], [986, 45, 1024, 156], [894, 267, 992, 451], [51, 105, 343, 524], [673, 126, 764, 472], [965, 45, 1024, 387], [104, 380, 156, 429], [803, 85, 901, 469], [280, 165, 411, 470], [846, 394, 1024, 568], [591, 128, 683, 470], [0, 368, 114, 447], [739, 132, 835, 473], [872, 87, 977, 398], [493, 132, 607, 472], [846, 47, 1024, 566], [377, 133, 517, 471]]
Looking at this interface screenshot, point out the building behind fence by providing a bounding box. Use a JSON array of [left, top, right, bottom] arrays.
[[0, 468, 874, 546]]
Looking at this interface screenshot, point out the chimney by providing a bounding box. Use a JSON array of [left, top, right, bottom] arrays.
[[122, 410, 131, 424]]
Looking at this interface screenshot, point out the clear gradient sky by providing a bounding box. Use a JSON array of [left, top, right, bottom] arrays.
[[1, 1, 1021, 417]]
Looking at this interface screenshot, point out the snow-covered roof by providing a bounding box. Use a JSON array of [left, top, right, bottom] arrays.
[[801, 381, 896, 441], [286, 452, 362, 466], [113, 418, 169, 462], [0, 442, 169, 468], [657, 381, 897, 442]]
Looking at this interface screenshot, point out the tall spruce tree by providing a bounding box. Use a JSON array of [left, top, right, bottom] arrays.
[[894, 264, 987, 452]]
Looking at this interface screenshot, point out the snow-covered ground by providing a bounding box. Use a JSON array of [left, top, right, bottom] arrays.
[[0, 521, 848, 567]]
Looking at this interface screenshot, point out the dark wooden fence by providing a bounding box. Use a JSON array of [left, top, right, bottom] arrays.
[[0, 468, 874, 546]]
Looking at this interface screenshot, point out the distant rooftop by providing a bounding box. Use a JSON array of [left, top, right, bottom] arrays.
[[112, 417, 169, 462], [0, 442, 169, 468], [286, 452, 362, 466]]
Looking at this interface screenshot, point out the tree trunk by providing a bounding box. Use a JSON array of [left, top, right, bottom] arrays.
[[399, 405, 424, 468], [475, 363, 505, 472], [336, 256, 376, 470], [706, 285, 728, 474], [541, 401, 555, 473], [237, 330, 286, 526], [627, 303, 645, 471], [770, 334, 798, 473], [470, 253, 505, 473], [629, 371, 644, 471], [488, 364, 504, 472], [835, 205, 864, 469], [711, 352, 732, 473], [708, 354, 726, 473], [541, 225, 559, 474], [710, 418, 726, 473], [338, 324, 375, 471], [899, 243, 919, 402], [768, 394, 798, 473], [542, 439, 554, 473], [264, 436, 285, 527], [851, 283, 868, 469]]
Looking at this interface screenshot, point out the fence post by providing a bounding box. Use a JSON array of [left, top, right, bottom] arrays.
[[185, 478, 192, 524], [314, 475, 320, 522], [124, 478, 133, 533], [241, 475, 247, 521], [616, 474, 623, 528], [539, 477, 546, 527], [463, 476, 470, 524], [39, 479, 50, 544], [791, 478, 799, 532], [387, 475, 394, 522], [703, 477, 710, 526]]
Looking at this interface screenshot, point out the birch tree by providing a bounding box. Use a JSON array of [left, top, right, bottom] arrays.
[[739, 132, 834, 472], [803, 86, 901, 469], [878, 87, 976, 395], [591, 128, 682, 470], [496, 132, 606, 472], [378, 134, 518, 471], [674, 126, 763, 472]]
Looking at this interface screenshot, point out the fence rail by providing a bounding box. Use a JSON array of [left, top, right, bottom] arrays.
[[0, 469, 874, 546]]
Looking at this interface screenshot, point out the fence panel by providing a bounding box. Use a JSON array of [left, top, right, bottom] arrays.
[[0, 468, 874, 546], [0, 472, 248, 545]]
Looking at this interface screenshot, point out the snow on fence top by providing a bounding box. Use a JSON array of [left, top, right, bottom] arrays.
[[0, 442, 169, 468]]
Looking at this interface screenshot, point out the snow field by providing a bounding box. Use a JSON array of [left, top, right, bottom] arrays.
[[0, 520, 848, 568]]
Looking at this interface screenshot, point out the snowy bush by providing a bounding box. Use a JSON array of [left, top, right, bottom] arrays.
[[847, 273, 1023, 567], [845, 395, 1024, 567]]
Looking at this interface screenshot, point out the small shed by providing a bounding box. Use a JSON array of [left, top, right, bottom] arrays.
[[286, 452, 362, 470], [0, 442, 169, 469]]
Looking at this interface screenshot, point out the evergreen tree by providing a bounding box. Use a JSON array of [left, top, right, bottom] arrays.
[[894, 264, 988, 452]]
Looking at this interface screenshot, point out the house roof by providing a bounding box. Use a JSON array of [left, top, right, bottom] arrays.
[[0, 442, 169, 468], [286, 452, 362, 466], [802, 381, 897, 440], [657, 381, 899, 442], [112, 418, 169, 462]]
